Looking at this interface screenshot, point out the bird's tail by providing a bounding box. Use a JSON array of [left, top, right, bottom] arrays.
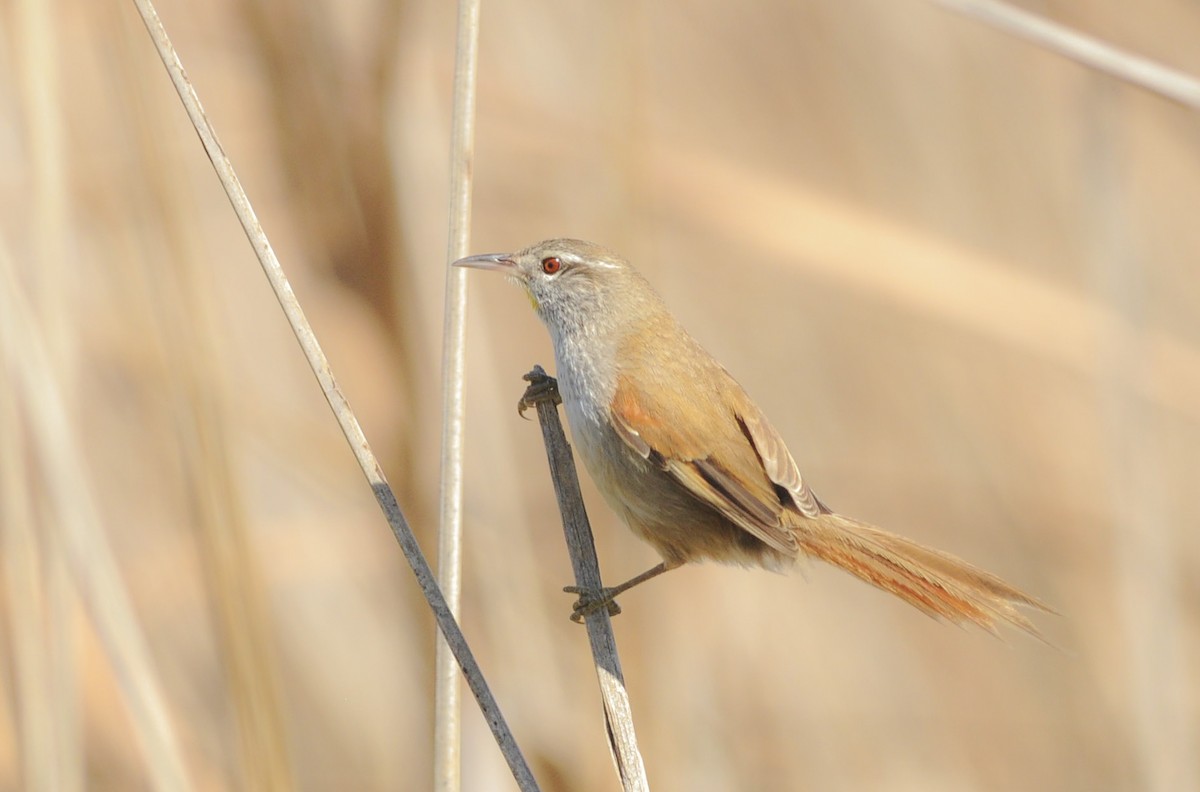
[[796, 513, 1051, 638]]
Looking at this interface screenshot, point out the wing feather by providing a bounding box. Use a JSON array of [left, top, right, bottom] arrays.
[[610, 376, 799, 555], [735, 407, 827, 518]]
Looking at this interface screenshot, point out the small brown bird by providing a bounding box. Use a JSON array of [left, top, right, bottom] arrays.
[[457, 239, 1049, 636]]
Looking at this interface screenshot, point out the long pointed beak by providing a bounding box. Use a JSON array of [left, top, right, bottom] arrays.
[[452, 252, 517, 273]]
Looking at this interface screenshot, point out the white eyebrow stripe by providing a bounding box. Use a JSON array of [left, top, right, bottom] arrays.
[[579, 257, 619, 269]]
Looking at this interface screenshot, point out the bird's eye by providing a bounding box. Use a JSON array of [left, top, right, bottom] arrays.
[[541, 257, 562, 275]]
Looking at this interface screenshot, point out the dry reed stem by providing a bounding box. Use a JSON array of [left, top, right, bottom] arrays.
[[13, 0, 82, 786], [521, 367, 650, 792], [0, 238, 192, 791], [0, 366, 58, 792], [128, 1, 539, 788], [1080, 84, 1197, 792], [435, 0, 483, 786], [939, 0, 1200, 109], [111, 6, 295, 783]]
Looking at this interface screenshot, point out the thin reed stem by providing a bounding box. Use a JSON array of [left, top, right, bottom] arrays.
[[521, 367, 650, 792], [939, 0, 1200, 109], [127, 1, 539, 788], [435, 0, 483, 787]]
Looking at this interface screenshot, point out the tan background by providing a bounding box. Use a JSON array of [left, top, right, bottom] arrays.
[[1, 0, 1198, 790]]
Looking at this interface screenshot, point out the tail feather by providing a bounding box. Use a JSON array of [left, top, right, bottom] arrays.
[[796, 513, 1052, 639]]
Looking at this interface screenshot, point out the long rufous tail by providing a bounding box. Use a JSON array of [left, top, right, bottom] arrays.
[[797, 513, 1052, 638]]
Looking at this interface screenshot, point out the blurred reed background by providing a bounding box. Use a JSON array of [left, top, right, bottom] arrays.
[[1, 0, 1198, 790]]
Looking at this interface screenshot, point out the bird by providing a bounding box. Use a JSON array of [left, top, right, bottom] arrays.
[[456, 238, 1050, 636]]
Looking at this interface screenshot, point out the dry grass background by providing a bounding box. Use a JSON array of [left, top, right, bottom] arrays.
[[1, 0, 1198, 790]]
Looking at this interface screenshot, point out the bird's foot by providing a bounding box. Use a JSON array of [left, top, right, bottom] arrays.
[[519, 366, 560, 418], [563, 585, 622, 623]]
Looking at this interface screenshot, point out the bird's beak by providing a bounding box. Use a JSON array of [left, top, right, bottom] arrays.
[[452, 252, 518, 274]]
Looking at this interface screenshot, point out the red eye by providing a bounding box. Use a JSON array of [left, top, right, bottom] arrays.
[[541, 256, 562, 274]]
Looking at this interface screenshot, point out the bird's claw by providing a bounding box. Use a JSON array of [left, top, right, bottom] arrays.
[[519, 367, 561, 419], [563, 585, 622, 623]]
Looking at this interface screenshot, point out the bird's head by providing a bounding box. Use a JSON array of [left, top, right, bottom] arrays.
[[454, 238, 646, 336]]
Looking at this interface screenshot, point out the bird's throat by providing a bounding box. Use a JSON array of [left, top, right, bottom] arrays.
[[509, 277, 540, 311], [525, 289, 540, 312]]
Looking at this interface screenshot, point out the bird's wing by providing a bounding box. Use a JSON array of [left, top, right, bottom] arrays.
[[734, 402, 827, 519], [610, 373, 799, 556]]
